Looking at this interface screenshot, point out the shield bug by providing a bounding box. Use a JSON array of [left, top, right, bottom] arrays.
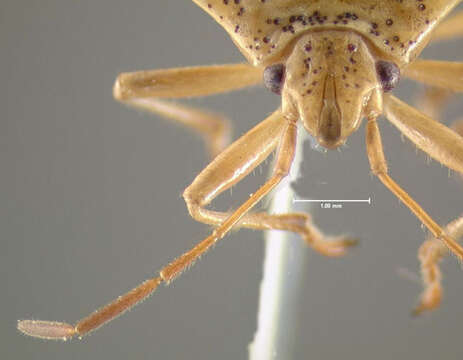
[[18, 0, 463, 340]]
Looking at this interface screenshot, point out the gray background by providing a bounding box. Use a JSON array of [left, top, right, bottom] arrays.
[[2, 1, 463, 359]]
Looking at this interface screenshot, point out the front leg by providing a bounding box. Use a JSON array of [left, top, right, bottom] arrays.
[[17, 109, 295, 339], [365, 116, 463, 260], [183, 110, 356, 257], [383, 94, 463, 175], [113, 63, 263, 157]]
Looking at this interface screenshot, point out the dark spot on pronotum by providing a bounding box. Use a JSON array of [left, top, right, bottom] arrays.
[[375, 60, 400, 92], [347, 43, 356, 52], [263, 63, 285, 95]]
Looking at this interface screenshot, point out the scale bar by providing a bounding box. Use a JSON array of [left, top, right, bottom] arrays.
[[293, 197, 371, 204]]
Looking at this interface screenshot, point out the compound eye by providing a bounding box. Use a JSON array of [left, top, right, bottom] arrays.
[[375, 60, 400, 92], [263, 64, 285, 95]]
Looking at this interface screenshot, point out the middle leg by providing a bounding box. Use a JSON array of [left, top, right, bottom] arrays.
[[414, 86, 454, 123], [403, 60, 463, 92], [183, 109, 357, 257], [413, 85, 463, 140], [430, 10, 463, 43], [404, 60, 463, 138]]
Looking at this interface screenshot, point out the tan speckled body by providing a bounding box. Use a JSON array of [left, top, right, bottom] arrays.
[[17, 1, 463, 340], [194, 0, 460, 66], [195, 0, 461, 147]]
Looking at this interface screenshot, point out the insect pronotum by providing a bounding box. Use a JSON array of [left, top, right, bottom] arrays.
[[18, 0, 463, 340]]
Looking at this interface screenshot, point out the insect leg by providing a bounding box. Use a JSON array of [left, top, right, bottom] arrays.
[[17, 109, 295, 340], [431, 10, 463, 43], [404, 61, 463, 136], [383, 94, 463, 175], [404, 60, 463, 92], [414, 215, 463, 315], [162, 113, 298, 281], [414, 86, 454, 122], [365, 114, 463, 261], [183, 110, 356, 257], [413, 85, 463, 142], [113, 63, 263, 157]]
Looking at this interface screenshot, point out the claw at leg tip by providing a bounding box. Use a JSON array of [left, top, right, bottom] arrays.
[[411, 304, 432, 317], [411, 296, 440, 317], [17, 319, 76, 340]]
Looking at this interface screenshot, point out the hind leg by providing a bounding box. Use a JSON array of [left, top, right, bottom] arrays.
[[413, 216, 463, 315]]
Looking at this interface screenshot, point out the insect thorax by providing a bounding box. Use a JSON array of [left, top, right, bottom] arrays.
[[196, 1, 459, 67]]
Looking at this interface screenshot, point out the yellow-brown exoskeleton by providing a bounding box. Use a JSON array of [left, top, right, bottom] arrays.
[[18, 0, 463, 340]]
